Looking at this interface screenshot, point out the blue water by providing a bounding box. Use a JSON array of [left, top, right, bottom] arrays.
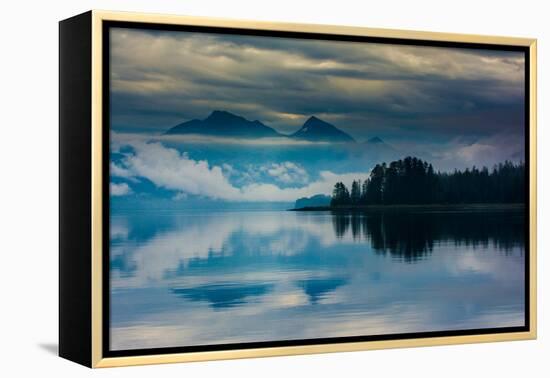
[[109, 209, 525, 350]]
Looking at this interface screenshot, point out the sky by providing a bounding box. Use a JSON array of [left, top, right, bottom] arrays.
[[110, 27, 525, 143], [109, 27, 526, 203]]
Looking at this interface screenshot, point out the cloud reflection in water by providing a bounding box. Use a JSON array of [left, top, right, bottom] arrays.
[[110, 209, 525, 350]]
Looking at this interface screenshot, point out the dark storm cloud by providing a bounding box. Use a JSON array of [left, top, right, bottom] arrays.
[[109, 27, 525, 147]]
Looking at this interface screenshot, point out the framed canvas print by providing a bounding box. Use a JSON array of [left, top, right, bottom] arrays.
[[59, 10, 537, 368]]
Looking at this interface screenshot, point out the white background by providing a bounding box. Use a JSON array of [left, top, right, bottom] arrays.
[[0, 0, 547, 376]]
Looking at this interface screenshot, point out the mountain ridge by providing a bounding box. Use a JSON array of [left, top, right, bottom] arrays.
[[165, 110, 283, 138], [165, 111, 356, 142], [294, 194, 332, 209], [366, 136, 384, 144], [290, 116, 355, 142]]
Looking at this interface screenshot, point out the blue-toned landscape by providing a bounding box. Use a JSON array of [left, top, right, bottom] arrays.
[[109, 27, 526, 350], [110, 209, 525, 350]]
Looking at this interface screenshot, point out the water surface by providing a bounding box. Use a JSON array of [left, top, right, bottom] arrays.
[[110, 209, 525, 350]]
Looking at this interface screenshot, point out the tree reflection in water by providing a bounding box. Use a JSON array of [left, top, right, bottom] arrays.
[[331, 210, 524, 262]]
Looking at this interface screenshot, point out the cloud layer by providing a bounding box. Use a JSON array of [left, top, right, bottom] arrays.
[[111, 140, 370, 201], [110, 182, 132, 196], [109, 27, 525, 148]]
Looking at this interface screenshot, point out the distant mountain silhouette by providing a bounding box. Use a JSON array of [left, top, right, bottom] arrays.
[[366, 136, 384, 144], [361, 136, 397, 160], [295, 194, 331, 209], [165, 110, 283, 138], [290, 116, 355, 142], [165, 111, 358, 142]]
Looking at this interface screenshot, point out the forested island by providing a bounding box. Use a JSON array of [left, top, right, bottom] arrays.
[[294, 156, 525, 210]]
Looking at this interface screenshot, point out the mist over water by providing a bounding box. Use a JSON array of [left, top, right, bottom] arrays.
[[109, 209, 525, 351]]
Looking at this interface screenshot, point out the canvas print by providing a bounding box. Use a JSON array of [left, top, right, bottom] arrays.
[[108, 26, 527, 352]]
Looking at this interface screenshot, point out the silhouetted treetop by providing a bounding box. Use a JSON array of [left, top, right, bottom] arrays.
[[330, 157, 525, 206]]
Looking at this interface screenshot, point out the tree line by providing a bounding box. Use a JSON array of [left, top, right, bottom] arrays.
[[331, 156, 525, 206]]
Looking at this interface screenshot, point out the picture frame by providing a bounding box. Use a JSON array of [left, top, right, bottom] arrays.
[[59, 10, 537, 368]]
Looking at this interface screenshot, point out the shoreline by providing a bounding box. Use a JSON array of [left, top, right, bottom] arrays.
[[289, 203, 525, 212]]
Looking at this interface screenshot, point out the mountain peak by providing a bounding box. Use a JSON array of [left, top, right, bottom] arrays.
[[367, 136, 384, 144], [305, 115, 321, 123], [165, 110, 283, 138], [303, 116, 331, 128], [291, 116, 355, 142], [206, 110, 244, 122]]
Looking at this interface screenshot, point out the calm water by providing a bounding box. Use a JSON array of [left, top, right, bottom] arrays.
[[109, 209, 525, 351]]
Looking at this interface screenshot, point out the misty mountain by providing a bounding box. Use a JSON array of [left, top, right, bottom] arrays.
[[165, 111, 359, 143], [366, 136, 384, 144], [294, 194, 332, 209], [165, 110, 284, 138], [290, 116, 355, 143], [359, 136, 398, 161]]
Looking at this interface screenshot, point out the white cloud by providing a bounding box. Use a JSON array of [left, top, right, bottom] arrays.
[[264, 161, 309, 185], [172, 192, 188, 201], [110, 161, 141, 183], [110, 162, 133, 178], [113, 140, 370, 202], [120, 141, 242, 200], [238, 170, 368, 202], [110, 182, 132, 196], [455, 143, 497, 164], [156, 133, 331, 146], [431, 133, 525, 171]]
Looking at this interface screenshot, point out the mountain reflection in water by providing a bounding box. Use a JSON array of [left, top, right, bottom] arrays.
[[109, 209, 525, 350]]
